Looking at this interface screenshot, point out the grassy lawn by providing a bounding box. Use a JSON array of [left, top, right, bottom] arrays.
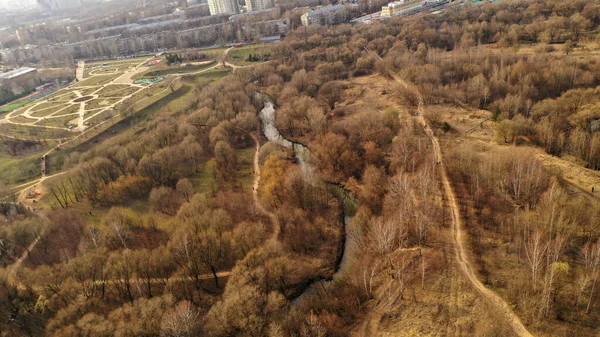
[[103, 86, 140, 97], [141, 61, 216, 78], [95, 84, 130, 95], [31, 101, 67, 112], [226, 45, 271, 66], [8, 115, 36, 124], [47, 91, 78, 102], [49, 104, 80, 117], [36, 115, 78, 128], [78, 87, 100, 96], [85, 110, 116, 125], [73, 74, 121, 88], [236, 147, 255, 190], [189, 147, 255, 197], [86, 98, 121, 110], [30, 107, 61, 117], [0, 154, 42, 185], [198, 47, 228, 57], [0, 99, 32, 113], [0, 123, 74, 139], [183, 68, 231, 85], [0, 136, 59, 186]]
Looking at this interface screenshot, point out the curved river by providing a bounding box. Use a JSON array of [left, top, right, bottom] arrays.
[[258, 96, 359, 301]]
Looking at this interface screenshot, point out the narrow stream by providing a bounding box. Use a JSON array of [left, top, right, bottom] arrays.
[[259, 99, 314, 179], [258, 95, 358, 301]]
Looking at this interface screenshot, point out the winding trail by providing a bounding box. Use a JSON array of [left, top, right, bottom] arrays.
[[393, 74, 534, 337], [364, 46, 532, 336], [250, 133, 280, 241]]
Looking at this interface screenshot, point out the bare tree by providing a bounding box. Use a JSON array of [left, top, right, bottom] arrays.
[[369, 217, 398, 256], [160, 301, 200, 337], [524, 231, 548, 292], [541, 236, 566, 317], [301, 311, 327, 337], [584, 242, 600, 313], [362, 260, 379, 298]]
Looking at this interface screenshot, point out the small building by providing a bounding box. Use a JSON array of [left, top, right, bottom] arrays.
[[259, 35, 282, 43], [0, 67, 38, 95], [301, 5, 348, 27], [381, 0, 411, 18]]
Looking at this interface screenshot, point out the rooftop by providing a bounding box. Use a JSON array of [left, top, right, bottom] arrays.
[[304, 4, 346, 17], [0, 67, 36, 79]]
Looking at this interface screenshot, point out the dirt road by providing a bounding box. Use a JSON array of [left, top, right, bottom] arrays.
[[393, 74, 534, 337]]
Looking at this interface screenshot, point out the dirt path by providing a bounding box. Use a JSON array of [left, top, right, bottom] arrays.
[[250, 133, 280, 241], [112, 57, 153, 84], [76, 61, 85, 81], [92, 271, 232, 287], [392, 74, 534, 337]]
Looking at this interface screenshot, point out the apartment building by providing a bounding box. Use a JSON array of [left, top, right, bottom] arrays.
[[208, 0, 240, 15], [301, 5, 347, 27], [381, 0, 410, 18], [245, 0, 275, 12]]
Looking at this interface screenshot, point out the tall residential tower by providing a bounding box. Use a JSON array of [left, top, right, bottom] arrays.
[[208, 0, 239, 15], [244, 0, 274, 12]]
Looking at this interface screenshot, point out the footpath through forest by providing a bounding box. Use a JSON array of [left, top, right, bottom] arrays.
[[393, 74, 534, 337], [251, 133, 281, 241], [363, 46, 533, 336]]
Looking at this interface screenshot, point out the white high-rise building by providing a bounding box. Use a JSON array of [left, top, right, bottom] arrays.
[[208, 0, 239, 15], [37, 0, 81, 11], [244, 0, 274, 12]]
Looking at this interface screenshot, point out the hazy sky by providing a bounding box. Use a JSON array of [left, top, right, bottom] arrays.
[[0, 0, 37, 9]]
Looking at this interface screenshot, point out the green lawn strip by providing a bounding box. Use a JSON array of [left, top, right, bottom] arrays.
[[78, 87, 101, 96], [85, 110, 116, 126], [73, 74, 121, 88], [47, 91, 78, 102], [226, 45, 271, 66], [182, 68, 231, 85], [36, 115, 78, 128], [0, 154, 42, 185], [95, 84, 131, 96], [0, 99, 32, 113], [43, 104, 79, 117], [31, 101, 67, 112], [8, 115, 37, 124], [30, 105, 71, 118], [103, 86, 140, 98], [86, 98, 122, 110], [141, 61, 216, 78], [0, 123, 73, 139]]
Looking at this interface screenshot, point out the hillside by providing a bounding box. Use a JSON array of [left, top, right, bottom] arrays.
[[1, 0, 600, 336]]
